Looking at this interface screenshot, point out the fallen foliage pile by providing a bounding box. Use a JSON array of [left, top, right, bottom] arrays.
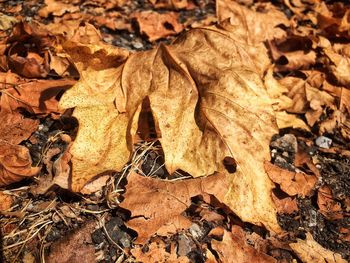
[[0, 0, 349, 262]]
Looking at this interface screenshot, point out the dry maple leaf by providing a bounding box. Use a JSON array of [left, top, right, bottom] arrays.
[[38, 0, 80, 18], [5, 22, 56, 79], [0, 141, 40, 186], [211, 226, 276, 263], [0, 78, 75, 114], [264, 162, 317, 197], [268, 36, 317, 72], [149, 0, 190, 10], [271, 193, 298, 215], [131, 238, 189, 263], [317, 185, 343, 220], [0, 111, 38, 144], [324, 44, 350, 87], [289, 233, 347, 263], [132, 11, 184, 41], [119, 171, 228, 244], [59, 23, 280, 232], [45, 221, 96, 263], [216, 0, 289, 43]]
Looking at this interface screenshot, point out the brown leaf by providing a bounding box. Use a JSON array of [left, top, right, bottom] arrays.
[[149, 0, 191, 10], [0, 191, 13, 212], [49, 54, 71, 77], [275, 111, 310, 131], [9, 51, 49, 79], [271, 193, 298, 214], [268, 36, 316, 72], [324, 44, 350, 87], [132, 11, 184, 41], [60, 24, 280, 232], [0, 141, 40, 186], [340, 86, 350, 112], [6, 22, 56, 78], [93, 12, 131, 32], [317, 185, 343, 220], [38, 0, 79, 18], [319, 108, 350, 140], [290, 232, 347, 263], [0, 14, 18, 31], [131, 239, 190, 262], [211, 227, 276, 263], [294, 150, 320, 178], [120, 172, 228, 244], [52, 149, 71, 190], [0, 71, 24, 86], [264, 68, 293, 112], [0, 79, 75, 114], [80, 175, 111, 195], [217, 0, 289, 43], [278, 76, 307, 114], [265, 162, 317, 197], [46, 222, 96, 263], [0, 111, 38, 144], [316, 3, 350, 40]]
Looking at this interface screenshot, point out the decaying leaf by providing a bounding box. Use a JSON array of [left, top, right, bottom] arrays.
[[6, 22, 56, 79], [289, 233, 347, 263], [131, 238, 189, 263], [59, 23, 281, 232], [149, 0, 191, 10], [0, 14, 18, 31], [120, 171, 228, 244], [0, 191, 13, 212], [265, 162, 317, 197], [216, 0, 289, 43], [0, 141, 40, 186], [271, 193, 298, 215], [46, 221, 96, 263], [38, 0, 79, 18], [268, 36, 317, 72], [0, 111, 38, 144], [317, 185, 343, 220], [211, 227, 276, 263], [275, 111, 310, 131], [324, 44, 350, 87], [0, 79, 75, 114], [132, 11, 184, 41]]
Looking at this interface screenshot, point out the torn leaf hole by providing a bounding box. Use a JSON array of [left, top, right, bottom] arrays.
[[137, 97, 161, 140], [223, 157, 236, 173], [163, 22, 174, 31]]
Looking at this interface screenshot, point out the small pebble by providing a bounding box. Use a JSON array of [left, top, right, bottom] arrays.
[[132, 41, 143, 49], [315, 136, 332, 149], [91, 229, 105, 244], [270, 134, 298, 153], [282, 151, 289, 158], [189, 223, 205, 240], [177, 234, 192, 256]]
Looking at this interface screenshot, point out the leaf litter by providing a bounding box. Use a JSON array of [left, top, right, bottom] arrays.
[[1, 0, 350, 262]]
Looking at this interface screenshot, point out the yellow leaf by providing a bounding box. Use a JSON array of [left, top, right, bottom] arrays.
[[59, 24, 281, 232], [290, 233, 346, 263]]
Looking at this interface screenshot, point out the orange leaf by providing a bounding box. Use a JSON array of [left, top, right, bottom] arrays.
[[211, 227, 276, 263], [0, 141, 40, 186], [120, 171, 228, 244], [317, 185, 343, 220], [132, 11, 184, 41], [265, 162, 317, 197]]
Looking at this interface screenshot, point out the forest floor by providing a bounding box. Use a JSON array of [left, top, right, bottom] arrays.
[[0, 0, 350, 262]]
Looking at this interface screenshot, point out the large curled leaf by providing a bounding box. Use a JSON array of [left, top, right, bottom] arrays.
[[59, 24, 280, 232]]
